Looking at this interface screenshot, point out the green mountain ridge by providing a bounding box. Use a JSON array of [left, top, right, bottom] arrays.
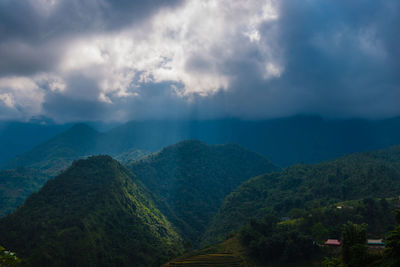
[[0, 125, 150, 219], [0, 156, 182, 267], [203, 144, 400, 245], [6, 116, 400, 175], [126, 140, 280, 245]]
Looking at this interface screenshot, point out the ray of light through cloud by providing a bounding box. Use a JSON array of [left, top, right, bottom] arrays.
[[0, 0, 398, 122]]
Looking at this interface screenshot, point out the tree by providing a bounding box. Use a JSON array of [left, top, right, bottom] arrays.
[[322, 257, 343, 267], [341, 222, 368, 267], [312, 222, 328, 243], [384, 225, 400, 266]]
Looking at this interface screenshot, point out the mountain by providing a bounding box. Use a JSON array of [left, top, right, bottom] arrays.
[[0, 120, 70, 165], [5, 116, 400, 174], [0, 156, 182, 267], [114, 149, 149, 164], [0, 124, 102, 219], [126, 140, 279, 245], [0, 125, 148, 218], [203, 144, 400, 245], [101, 116, 400, 167], [0, 168, 50, 218], [3, 124, 102, 174]]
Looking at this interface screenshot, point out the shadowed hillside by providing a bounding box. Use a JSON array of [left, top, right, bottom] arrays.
[[0, 156, 182, 267], [126, 140, 280, 245]]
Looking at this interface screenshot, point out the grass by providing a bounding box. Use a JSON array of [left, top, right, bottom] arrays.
[[163, 235, 261, 267], [164, 253, 244, 266]]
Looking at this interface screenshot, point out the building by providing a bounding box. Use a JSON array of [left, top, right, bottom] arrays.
[[367, 239, 385, 248], [325, 239, 341, 246]]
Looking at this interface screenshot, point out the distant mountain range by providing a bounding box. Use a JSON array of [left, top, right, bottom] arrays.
[[3, 124, 102, 174], [0, 120, 70, 164], [3, 116, 400, 170], [87, 116, 400, 167]]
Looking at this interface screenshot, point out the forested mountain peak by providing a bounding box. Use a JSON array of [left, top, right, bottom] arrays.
[[127, 140, 279, 245], [0, 156, 182, 266]]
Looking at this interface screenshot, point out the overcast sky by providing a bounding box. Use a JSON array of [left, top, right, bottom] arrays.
[[0, 0, 399, 122]]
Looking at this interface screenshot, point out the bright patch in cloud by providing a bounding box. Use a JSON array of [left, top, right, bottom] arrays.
[[0, 76, 45, 116], [58, 0, 281, 101]]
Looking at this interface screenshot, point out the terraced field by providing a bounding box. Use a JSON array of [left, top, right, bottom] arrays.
[[164, 253, 244, 266]]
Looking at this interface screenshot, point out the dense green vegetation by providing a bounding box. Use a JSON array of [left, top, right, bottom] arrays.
[[0, 156, 182, 267], [237, 197, 399, 266], [0, 168, 49, 218], [3, 121, 400, 265], [0, 125, 148, 219], [170, 207, 400, 267], [203, 145, 400, 245], [320, 218, 400, 266], [126, 140, 279, 245], [384, 216, 400, 267], [1, 136, 278, 246], [240, 215, 318, 265]]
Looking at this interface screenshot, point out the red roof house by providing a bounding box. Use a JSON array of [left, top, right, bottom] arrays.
[[325, 239, 341, 246]]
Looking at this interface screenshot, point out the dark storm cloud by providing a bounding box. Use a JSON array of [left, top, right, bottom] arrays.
[[0, 0, 183, 41], [0, 0, 183, 76], [41, 76, 189, 122], [0, 40, 60, 76], [274, 0, 400, 118], [43, 92, 108, 122], [0, 0, 399, 122], [42, 75, 108, 122], [205, 0, 400, 119]]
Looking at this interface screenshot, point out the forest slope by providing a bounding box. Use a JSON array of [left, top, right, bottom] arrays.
[[203, 145, 400, 245], [0, 156, 182, 267], [126, 140, 280, 245]]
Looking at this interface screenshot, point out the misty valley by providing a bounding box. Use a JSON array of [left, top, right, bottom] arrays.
[[1, 118, 400, 266]]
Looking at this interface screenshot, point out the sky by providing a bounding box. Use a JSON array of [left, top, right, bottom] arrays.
[[0, 0, 399, 123]]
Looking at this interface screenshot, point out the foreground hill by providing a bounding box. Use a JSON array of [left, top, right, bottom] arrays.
[[126, 140, 280, 245], [0, 168, 49, 217], [203, 145, 400, 245], [0, 156, 182, 266]]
